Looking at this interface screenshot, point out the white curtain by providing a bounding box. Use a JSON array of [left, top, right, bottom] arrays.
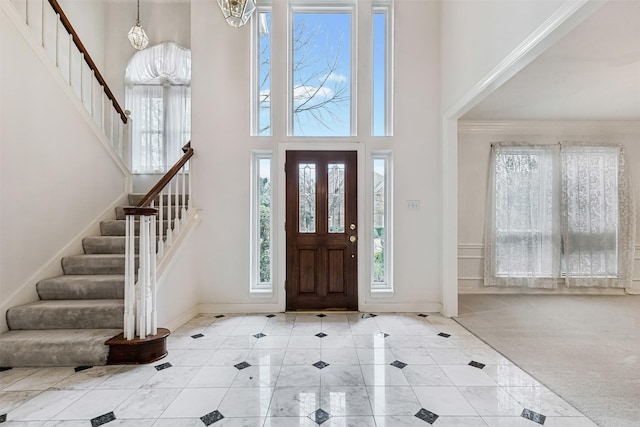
[[484, 142, 561, 288], [561, 143, 635, 287], [125, 42, 191, 173], [485, 141, 635, 289]]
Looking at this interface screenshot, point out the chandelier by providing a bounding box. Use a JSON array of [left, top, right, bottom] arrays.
[[128, 0, 149, 50], [217, 0, 257, 28]]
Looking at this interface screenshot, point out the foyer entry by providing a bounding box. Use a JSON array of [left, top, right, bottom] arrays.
[[285, 151, 358, 311]]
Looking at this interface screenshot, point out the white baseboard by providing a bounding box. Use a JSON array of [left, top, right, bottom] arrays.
[[162, 305, 200, 332], [197, 303, 284, 314], [459, 287, 626, 295], [0, 193, 128, 333], [360, 302, 443, 314]]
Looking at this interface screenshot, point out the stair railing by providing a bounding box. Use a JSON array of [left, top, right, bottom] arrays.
[[9, 0, 130, 164], [123, 142, 194, 340]]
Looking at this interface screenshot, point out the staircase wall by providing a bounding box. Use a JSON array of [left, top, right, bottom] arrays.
[[0, 6, 129, 332]]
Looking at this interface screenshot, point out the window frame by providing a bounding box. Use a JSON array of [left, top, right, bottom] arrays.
[[372, 1, 393, 137], [251, 4, 272, 137], [371, 151, 393, 292], [250, 151, 274, 294], [287, 0, 357, 137]]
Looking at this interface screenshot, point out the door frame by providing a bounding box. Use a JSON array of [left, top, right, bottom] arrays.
[[277, 143, 366, 312]]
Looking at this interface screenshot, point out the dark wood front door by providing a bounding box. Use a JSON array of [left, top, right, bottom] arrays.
[[286, 151, 358, 311]]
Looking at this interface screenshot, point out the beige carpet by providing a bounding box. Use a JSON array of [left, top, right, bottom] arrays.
[[455, 294, 640, 427]]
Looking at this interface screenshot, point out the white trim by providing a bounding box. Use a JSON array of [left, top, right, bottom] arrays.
[[198, 303, 284, 314], [441, 0, 604, 318], [277, 142, 366, 312], [250, 151, 274, 295], [458, 120, 640, 135], [371, 1, 393, 136], [0, 193, 129, 333], [162, 305, 200, 333], [371, 151, 392, 291], [251, 6, 272, 137]]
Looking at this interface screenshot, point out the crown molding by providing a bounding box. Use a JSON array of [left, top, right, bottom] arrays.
[[458, 120, 640, 135]]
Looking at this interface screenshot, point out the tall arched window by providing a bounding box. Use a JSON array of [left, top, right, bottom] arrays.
[[125, 42, 191, 173]]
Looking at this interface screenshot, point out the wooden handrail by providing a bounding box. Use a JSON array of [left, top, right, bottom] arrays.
[[48, 0, 128, 124], [133, 142, 193, 210]]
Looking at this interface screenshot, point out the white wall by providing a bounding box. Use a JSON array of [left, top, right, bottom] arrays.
[[0, 6, 129, 331], [440, 0, 569, 110], [191, 0, 443, 313], [457, 120, 640, 293]]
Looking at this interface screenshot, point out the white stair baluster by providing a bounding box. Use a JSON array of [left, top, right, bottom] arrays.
[[150, 215, 157, 335], [166, 182, 173, 246], [173, 176, 180, 234], [181, 165, 187, 222]]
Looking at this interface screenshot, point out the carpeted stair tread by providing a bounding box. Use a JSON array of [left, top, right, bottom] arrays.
[[37, 275, 124, 300], [6, 300, 123, 330], [100, 219, 172, 236], [61, 254, 138, 275], [0, 329, 122, 367], [115, 206, 185, 220], [128, 193, 189, 205], [82, 236, 162, 254]]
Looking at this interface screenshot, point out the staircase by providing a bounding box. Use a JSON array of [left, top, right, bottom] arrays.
[[0, 194, 180, 367]]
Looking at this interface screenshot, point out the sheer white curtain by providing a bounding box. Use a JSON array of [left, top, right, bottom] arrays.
[[485, 141, 635, 289], [561, 143, 635, 287], [484, 142, 561, 288], [125, 42, 191, 173]]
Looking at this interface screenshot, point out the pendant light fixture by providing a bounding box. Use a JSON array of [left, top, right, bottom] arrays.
[[217, 0, 257, 28], [128, 0, 149, 50]]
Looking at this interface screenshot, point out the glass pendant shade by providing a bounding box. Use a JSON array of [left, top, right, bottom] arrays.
[[217, 0, 256, 28], [128, 21, 149, 50]]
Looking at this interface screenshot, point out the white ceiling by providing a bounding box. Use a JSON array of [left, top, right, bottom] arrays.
[[463, 0, 640, 121]]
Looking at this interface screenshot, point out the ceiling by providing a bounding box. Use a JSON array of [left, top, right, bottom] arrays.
[[462, 0, 640, 121]]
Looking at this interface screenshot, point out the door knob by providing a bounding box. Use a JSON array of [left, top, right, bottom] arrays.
[[349, 235, 357, 243]]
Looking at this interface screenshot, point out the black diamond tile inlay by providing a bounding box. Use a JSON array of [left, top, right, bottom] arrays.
[[315, 332, 328, 338], [214, 315, 225, 319], [253, 333, 266, 339], [378, 332, 390, 338], [155, 362, 173, 371], [316, 314, 327, 318], [310, 408, 331, 424], [91, 411, 116, 427], [0, 367, 13, 372], [266, 314, 276, 318], [469, 361, 485, 369], [234, 361, 251, 370], [437, 332, 451, 338], [361, 313, 377, 318], [191, 333, 204, 339], [200, 410, 224, 426], [415, 408, 439, 424], [522, 408, 546, 425], [417, 314, 429, 318], [74, 366, 93, 372], [313, 361, 330, 369], [0, 414, 6, 423], [390, 360, 407, 369]]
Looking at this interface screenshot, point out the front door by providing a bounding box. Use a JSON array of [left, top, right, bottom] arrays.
[[286, 151, 358, 311]]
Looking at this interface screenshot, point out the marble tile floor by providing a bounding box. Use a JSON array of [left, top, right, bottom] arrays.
[[0, 313, 598, 426]]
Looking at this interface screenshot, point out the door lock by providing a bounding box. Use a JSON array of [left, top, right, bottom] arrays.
[[349, 235, 357, 243]]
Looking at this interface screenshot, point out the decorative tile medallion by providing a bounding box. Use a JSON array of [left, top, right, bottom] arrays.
[[313, 361, 330, 369], [0, 414, 6, 423], [390, 360, 408, 369], [378, 332, 390, 338], [200, 410, 224, 426], [468, 361, 485, 369], [90, 411, 116, 427], [214, 315, 225, 319], [310, 408, 331, 424], [521, 408, 546, 425], [155, 362, 173, 371], [266, 314, 276, 318], [74, 366, 92, 372], [415, 408, 439, 424], [253, 333, 266, 339], [417, 314, 429, 318], [0, 367, 12, 372], [316, 314, 327, 318], [437, 333, 451, 338], [191, 333, 204, 339], [234, 362, 251, 370], [361, 313, 377, 319], [315, 333, 328, 338]]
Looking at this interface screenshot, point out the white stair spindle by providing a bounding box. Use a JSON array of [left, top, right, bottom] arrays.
[[41, 0, 44, 47], [181, 165, 187, 221], [158, 189, 164, 258], [150, 215, 157, 335], [166, 183, 173, 246], [80, 53, 84, 103], [138, 215, 149, 339], [25, 0, 29, 25], [55, 13, 59, 67], [68, 33, 72, 86], [188, 159, 192, 210], [173, 176, 180, 234], [124, 215, 136, 340]]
